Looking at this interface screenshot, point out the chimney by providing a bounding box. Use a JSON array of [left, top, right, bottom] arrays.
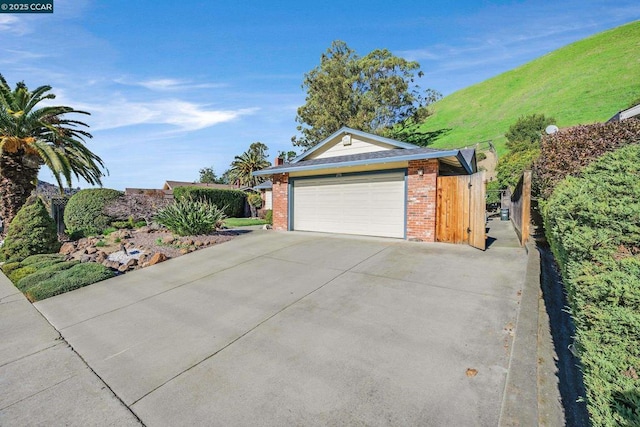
[[274, 157, 284, 166]]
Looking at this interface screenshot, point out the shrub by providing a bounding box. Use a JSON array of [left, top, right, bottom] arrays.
[[543, 144, 640, 426], [505, 113, 556, 150], [16, 260, 79, 292], [21, 253, 65, 266], [1, 261, 22, 276], [64, 188, 122, 236], [24, 262, 115, 302], [265, 209, 273, 225], [105, 193, 169, 226], [154, 197, 227, 236], [534, 118, 640, 198], [0, 197, 61, 262], [172, 186, 245, 218], [8, 265, 37, 284]]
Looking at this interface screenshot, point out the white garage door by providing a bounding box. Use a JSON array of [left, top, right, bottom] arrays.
[[292, 172, 405, 238]]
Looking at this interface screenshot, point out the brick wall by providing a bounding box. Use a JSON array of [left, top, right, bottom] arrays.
[[406, 159, 438, 241], [271, 173, 289, 231]]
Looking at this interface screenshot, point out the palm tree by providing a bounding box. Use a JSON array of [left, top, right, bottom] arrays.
[[228, 144, 270, 188], [0, 75, 106, 231]]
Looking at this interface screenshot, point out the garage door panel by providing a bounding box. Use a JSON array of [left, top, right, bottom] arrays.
[[293, 172, 405, 238]]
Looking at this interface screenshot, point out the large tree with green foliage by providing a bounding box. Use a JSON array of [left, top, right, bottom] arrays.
[[198, 166, 224, 184], [228, 142, 270, 187], [293, 41, 440, 149], [0, 75, 106, 231]]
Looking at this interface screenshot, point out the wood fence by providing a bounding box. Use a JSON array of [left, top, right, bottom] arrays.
[[510, 170, 531, 246]]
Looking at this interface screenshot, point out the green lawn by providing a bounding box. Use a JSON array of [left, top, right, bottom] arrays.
[[223, 218, 269, 227], [420, 21, 640, 156]]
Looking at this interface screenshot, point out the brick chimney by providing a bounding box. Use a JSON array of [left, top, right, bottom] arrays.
[[274, 157, 284, 166]]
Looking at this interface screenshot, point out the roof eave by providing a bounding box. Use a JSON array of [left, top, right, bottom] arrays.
[[253, 150, 462, 176]]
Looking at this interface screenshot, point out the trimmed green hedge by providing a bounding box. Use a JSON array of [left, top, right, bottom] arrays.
[[16, 261, 79, 292], [64, 188, 123, 236], [172, 186, 245, 218], [24, 263, 115, 302], [543, 144, 640, 427]]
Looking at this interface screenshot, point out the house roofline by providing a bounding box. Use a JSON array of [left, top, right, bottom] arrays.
[[292, 127, 418, 163], [254, 149, 463, 176]]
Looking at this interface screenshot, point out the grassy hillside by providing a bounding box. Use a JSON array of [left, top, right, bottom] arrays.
[[421, 20, 640, 155]]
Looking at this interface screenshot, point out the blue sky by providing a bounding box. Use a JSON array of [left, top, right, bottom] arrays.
[[1, 0, 639, 190]]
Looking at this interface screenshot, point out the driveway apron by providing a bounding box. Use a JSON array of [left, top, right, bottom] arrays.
[[35, 222, 527, 426]]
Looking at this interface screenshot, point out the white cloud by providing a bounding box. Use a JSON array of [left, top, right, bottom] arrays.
[[116, 77, 228, 92], [75, 97, 258, 131]]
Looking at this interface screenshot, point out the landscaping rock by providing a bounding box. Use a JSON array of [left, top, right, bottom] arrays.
[[59, 242, 76, 255], [182, 238, 194, 246], [117, 264, 130, 273], [148, 252, 167, 266], [195, 240, 204, 247], [87, 247, 98, 255], [161, 236, 175, 245]]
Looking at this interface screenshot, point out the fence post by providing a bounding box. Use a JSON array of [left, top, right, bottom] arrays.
[[521, 171, 532, 246]]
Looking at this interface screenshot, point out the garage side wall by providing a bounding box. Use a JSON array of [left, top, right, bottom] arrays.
[[406, 159, 438, 242], [272, 173, 289, 231]]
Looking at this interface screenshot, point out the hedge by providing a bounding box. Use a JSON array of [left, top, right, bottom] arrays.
[[172, 186, 245, 218], [64, 188, 123, 236], [24, 262, 115, 302], [534, 118, 640, 198], [543, 144, 640, 426]]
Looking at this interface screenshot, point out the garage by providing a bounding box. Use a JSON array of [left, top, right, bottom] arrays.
[[253, 127, 479, 243], [292, 171, 405, 238]]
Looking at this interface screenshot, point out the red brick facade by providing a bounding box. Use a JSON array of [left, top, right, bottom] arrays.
[[406, 159, 439, 242], [271, 173, 289, 231]]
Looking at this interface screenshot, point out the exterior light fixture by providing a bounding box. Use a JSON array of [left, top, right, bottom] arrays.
[[418, 168, 424, 176]]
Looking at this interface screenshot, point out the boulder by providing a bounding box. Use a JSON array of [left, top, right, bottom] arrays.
[[161, 235, 175, 245], [117, 264, 130, 273], [87, 247, 98, 255], [148, 252, 167, 266], [95, 251, 108, 263], [59, 242, 76, 255]]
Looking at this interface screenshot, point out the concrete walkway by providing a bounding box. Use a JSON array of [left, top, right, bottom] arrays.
[[2, 219, 540, 426]]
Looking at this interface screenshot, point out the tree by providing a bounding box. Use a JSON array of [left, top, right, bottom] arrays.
[[0, 75, 106, 231], [227, 142, 270, 187], [277, 150, 297, 163], [505, 113, 556, 151], [497, 113, 556, 189], [198, 166, 223, 184], [293, 40, 440, 149]]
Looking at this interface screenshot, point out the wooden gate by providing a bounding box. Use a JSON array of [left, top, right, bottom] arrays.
[[436, 172, 486, 250]]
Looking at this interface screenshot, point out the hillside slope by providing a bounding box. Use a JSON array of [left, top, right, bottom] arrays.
[[421, 20, 640, 155]]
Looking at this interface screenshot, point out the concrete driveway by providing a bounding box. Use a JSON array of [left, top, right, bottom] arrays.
[[34, 224, 528, 426]]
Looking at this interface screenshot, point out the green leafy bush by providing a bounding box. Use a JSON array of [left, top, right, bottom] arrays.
[[64, 188, 122, 236], [21, 254, 65, 266], [172, 186, 245, 218], [16, 260, 79, 292], [1, 262, 22, 276], [24, 262, 115, 302], [265, 209, 273, 225], [155, 197, 227, 236], [534, 118, 640, 198], [8, 265, 37, 284], [543, 144, 640, 427], [0, 197, 61, 262]]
